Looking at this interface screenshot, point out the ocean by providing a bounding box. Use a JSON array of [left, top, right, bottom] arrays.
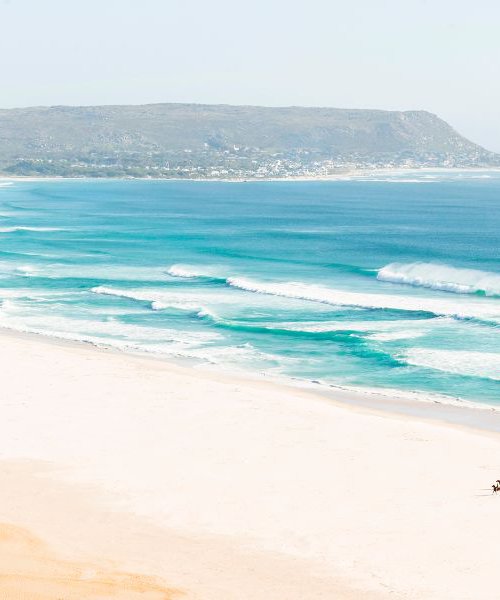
[[0, 171, 499, 407]]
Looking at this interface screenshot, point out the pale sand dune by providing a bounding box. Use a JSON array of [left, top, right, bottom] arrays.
[[1, 329, 500, 599]]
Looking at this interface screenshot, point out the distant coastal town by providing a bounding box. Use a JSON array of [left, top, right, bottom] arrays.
[[7, 148, 495, 180]]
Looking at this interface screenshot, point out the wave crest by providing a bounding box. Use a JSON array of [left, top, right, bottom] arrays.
[[377, 262, 500, 296], [167, 264, 224, 280], [403, 348, 500, 381], [226, 276, 500, 322], [167, 265, 201, 278], [90, 285, 214, 318]]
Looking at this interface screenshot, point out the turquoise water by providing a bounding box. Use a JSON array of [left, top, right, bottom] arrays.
[[0, 172, 499, 406]]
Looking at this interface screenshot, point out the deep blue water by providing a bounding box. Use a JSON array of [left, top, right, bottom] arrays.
[[0, 171, 499, 406]]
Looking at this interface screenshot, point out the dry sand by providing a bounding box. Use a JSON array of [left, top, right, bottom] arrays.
[[1, 329, 499, 599], [0, 522, 176, 599]]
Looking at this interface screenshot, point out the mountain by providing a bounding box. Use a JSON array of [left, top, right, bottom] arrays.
[[0, 103, 497, 178]]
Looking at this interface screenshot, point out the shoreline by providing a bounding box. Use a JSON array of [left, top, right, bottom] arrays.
[[3, 324, 500, 436], [1, 325, 500, 599], [2, 166, 500, 184]]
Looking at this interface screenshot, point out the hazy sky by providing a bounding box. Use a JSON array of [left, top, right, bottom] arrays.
[[1, 0, 499, 151]]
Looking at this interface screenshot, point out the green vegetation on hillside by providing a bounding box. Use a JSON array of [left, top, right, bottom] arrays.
[[0, 103, 497, 178]]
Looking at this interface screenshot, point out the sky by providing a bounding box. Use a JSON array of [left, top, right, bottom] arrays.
[[1, 0, 499, 151]]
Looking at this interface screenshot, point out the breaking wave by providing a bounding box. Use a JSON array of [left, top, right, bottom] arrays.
[[167, 264, 204, 278], [402, 348, 500, 381], [225, 277, 500, 322], [167, 264, 225, 281], [0, 311, 220, 352], [377, 262, 500, 297], [90, 285, 215, 318], [163, 263, 500, 323]]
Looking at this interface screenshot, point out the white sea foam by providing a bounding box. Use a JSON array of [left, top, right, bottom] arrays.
[[3, 251, 60, 259], [15, 264, 36, 276], [0, 261, 39, 278], [0, 299, 20, 312], [167, 263, 223, 279], [360, 178, 434, 183], [0, 288, 70, 301], [309, 381, 499, 412], [11, 263, 171, 282], [377, 262, 500, 296], [92, 285, 176, 304], [196, 306, 220, 320], [263, 318, 446, 334], [226, 277, 500, 322], [0, 226, 66, 233], [91, 285, 214, 318], [260, 318, 439, 341], [161, 343, 281, 367], [368, 330, 425, 341], [0, 310, 220, 347], [167, 265, 203, 278], [92, 283, 327, 322], [79, 269, 500, 326], [402, 348, 500, 381]]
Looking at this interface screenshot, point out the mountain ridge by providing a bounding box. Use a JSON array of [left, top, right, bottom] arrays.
[[0, 103, 497, 178]]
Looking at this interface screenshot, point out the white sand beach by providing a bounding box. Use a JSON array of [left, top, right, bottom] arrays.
[[1, 328, 500, 599]]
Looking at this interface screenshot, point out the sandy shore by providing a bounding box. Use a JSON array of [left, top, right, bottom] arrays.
[[2, 167, 500, 185], [1, 329, 500, 599]]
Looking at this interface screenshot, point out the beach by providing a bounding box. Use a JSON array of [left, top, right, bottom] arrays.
[[1, 328, 499, 599], [2, 0, 500, 595], [1, 176, 499, 598]]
